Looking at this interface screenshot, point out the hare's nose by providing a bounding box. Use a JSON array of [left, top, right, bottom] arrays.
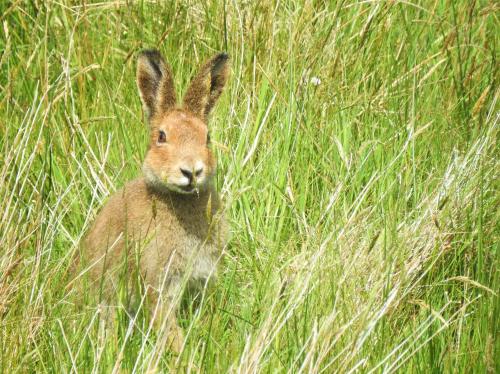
[[195, 167, 203, 177], [180, 168, 193, 182], [181, 166, 204, 184]]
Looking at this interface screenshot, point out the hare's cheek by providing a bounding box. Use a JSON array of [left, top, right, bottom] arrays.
[[142, 153, 162, 179], [207, 152, 216, 173], [147, 149, 169, 169], [203, 148, 213, 166], [158, 170, 169, 183]]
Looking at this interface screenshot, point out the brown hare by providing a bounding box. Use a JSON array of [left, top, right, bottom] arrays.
[[79, 49, 229, 351]]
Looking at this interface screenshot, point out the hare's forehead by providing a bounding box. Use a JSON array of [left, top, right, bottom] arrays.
[[158, 111, 207, 135]]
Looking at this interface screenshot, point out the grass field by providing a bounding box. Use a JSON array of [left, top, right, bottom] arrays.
[[0, 1, 498, 372]]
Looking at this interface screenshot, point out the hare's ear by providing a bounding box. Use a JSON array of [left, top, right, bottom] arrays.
[[183, 53, 229, 121], [136, 49, 177, 120]]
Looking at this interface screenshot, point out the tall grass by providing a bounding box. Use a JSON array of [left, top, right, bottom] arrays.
[[0, 1, 498, 372]]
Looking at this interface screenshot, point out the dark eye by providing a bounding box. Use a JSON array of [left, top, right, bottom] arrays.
[[206, 132, 211, 144], [158, 130, 167, 143]]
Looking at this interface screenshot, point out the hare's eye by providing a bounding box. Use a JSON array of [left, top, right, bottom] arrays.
[[158, 130, 167, 143]]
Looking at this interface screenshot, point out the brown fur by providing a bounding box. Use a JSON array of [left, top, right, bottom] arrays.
[[183, 53, 229, 121], [136, 50, 177, 119], [78, 50, 229, 352]]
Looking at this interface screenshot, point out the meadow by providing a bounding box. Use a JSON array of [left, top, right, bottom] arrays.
[[0, 0, 498, 372]]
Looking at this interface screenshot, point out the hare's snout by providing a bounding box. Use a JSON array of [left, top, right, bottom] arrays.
[[143, 152, 213, 195], [175, 160, 208, 192], [179, 160, 205, 184], [180, 167, 203, 185]]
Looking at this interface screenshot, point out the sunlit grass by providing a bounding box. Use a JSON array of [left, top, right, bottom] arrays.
[[0, 1, 498, 372]]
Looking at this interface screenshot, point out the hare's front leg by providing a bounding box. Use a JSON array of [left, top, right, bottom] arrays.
[[148, 277, 185, 353]]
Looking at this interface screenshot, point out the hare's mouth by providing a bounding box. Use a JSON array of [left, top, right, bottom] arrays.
[[168, 182, 201, 195], [179, 184, 197, 193]]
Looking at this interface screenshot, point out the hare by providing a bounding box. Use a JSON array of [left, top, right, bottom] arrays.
[[79, 49, 229, 351]]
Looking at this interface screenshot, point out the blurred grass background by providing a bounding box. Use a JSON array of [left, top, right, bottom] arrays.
[[0, 0, 498, 372]]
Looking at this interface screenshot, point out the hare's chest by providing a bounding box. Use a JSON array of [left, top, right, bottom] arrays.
[[186, 239, 219, 282], [171, 229, 219, 279], [141, 209, 219, 284]]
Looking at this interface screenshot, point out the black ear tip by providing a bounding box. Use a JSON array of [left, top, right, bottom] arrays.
[[138, 49, 163, 63]]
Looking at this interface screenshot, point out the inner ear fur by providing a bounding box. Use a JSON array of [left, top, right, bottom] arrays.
[[183, 53, 229, 121], [136, 49, 177, 120]]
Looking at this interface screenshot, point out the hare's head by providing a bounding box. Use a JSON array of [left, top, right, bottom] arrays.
[[136, 50, 229, 194]]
